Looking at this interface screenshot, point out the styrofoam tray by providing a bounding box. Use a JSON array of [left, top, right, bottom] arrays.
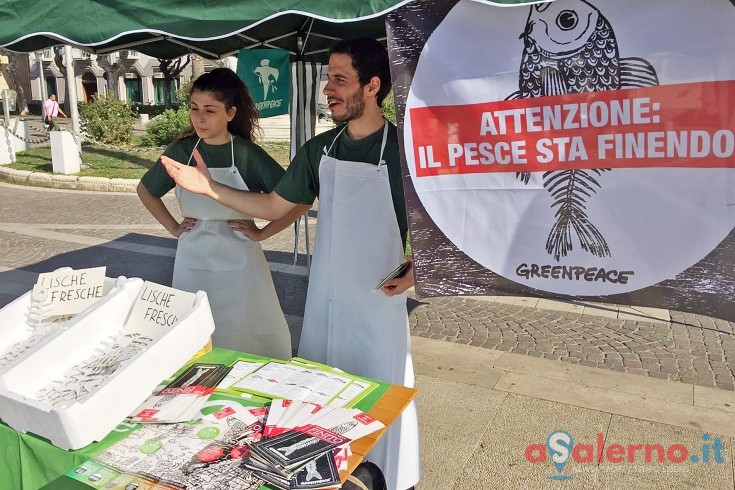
[[0, 272, 139, 374], [0, 283, 214, 450]]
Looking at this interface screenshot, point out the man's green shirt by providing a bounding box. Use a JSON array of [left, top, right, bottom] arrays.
[[274, 122, 408, 246]]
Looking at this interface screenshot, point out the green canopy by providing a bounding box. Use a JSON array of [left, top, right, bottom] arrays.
[[1, 0, 407, 59], [0, 0, 533, 60]]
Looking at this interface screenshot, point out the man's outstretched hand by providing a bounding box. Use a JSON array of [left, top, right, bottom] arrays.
[[161, 148, 214, 197]]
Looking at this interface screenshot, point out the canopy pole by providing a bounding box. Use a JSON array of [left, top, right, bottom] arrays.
[[37, 52, 48, 121], [291, 35, 315, 273], [63, 45, 81, 148]]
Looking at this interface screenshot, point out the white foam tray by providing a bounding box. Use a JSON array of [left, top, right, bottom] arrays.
[[0, 280, 215, 450], [0, 271, 136, 375]]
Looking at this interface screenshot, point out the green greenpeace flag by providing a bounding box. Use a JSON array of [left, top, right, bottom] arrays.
[[237, 49, 290, 118]]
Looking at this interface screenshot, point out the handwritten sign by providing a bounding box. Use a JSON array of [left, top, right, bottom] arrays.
[[124, 281, 196, 338], [35, 267, 106, 317]]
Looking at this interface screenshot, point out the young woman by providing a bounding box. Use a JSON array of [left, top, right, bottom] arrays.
[[137, 68, 300, 359]]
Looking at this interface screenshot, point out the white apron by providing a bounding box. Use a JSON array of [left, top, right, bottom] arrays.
[[173, 136, 292, 360], [299, 123, 421, 489]]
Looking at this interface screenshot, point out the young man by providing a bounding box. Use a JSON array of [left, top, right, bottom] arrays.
[[43, 94, 67, 131], [162, 38, 421, 489]]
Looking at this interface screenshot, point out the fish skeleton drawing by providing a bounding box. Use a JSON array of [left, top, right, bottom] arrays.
[[508, 0, 658, 261]]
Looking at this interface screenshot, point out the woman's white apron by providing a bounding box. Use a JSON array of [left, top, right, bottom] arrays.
[[173, 136, 291, 359]]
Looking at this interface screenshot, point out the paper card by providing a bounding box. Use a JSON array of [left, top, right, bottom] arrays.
[[294, 407, 384, 448], [218, 360, 267, 390], [231, 361, 353, 405], [342, 412, 385, 441], [34, 266, 106, 318], [372, 260, 411, 292], [241, 455, 290, 479], [251, 425, 346, 467], [130, 364, 227, 423], [264, 399, 293, 438], [291, 451, 340, 490], [255, 469, 290, 489], [332, 447, 350, 472], [306, 409, 361, 435], [231, 362, 302, 394], [124, 282, 196, 338], [205, 405, 266, 439], [169, 365, 233, 423], [266, 401, 322, 440], [329, 379, 377, 408], [282, 402, 323, 434]]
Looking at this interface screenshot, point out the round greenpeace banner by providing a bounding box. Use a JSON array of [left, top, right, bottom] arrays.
[[403, 0, 735, 296]]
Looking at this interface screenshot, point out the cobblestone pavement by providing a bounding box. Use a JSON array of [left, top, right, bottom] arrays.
[[2, 181, 734, 391]]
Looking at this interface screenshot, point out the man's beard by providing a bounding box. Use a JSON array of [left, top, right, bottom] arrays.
[[332, 88, 365, 123]]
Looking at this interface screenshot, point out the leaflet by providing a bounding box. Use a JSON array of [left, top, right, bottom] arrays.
[[230, 361, 353, 405], [218, 359, 267, 390], [329, 379, 376, 408], [96, 400, 267, 489], [129, 363, 230, 423], [372, 260, 411, 292]]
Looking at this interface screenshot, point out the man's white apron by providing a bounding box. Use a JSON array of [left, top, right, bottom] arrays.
[[173, 136, 292, 359], [299, 123, 421, 489]]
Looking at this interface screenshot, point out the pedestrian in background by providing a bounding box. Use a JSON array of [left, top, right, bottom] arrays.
[[43, 94, 66, 131]]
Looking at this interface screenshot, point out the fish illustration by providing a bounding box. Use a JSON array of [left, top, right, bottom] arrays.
[[508, 0, 658, 260]]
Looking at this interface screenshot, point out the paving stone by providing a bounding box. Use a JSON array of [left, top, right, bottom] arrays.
[[623, 360, 642, 369]]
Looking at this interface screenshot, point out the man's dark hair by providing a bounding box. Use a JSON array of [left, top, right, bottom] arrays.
[[330, 37, 392, 107]]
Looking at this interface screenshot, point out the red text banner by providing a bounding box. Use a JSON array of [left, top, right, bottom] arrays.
[[410, 80, 735, 177]]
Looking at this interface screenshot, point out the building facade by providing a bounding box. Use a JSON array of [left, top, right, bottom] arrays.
[[27, 49, 216, 108]]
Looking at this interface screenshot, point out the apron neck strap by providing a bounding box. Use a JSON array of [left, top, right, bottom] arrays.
[[324, 125, 348, 156], [186, 134, 235, 169], [186, 138, 201, 166], [323, 120, 389, 166], [377, 120, 389, 167]]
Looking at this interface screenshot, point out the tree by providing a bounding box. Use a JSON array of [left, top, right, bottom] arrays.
[[176, 77, 193, 107], [381, 90, 396, 125], [157, 56, 190, 108], [51, 47, 70, 112], [95, 51, 129, 98], [191, 54, 205, 80], [0, 49, 27, 114]]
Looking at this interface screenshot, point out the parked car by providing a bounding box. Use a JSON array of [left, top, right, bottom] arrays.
[[317, 103, 332, 122]]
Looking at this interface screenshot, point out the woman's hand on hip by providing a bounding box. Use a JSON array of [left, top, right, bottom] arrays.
[[173, 217, 197, 238], [229, 219, 262, 241]]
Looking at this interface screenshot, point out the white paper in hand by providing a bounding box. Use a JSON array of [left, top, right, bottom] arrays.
[[373, 261, 411, 292]]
